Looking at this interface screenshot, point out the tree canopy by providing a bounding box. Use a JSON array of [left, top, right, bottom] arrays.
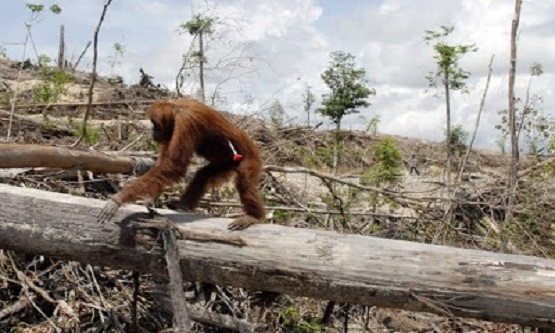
[[317, 51, 375, 125]]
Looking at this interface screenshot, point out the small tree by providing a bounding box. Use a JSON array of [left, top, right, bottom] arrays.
[[74, 0, 113, 146], [448, 124, 469, 158], [496, 63, 552, 156], [363, 136, 403, 226], [33, 54, 73, 110], [366, 115, 380, 136], [268, 99, 285, 127], [179, 14, 215, 103], [302, 83, 315, 127], [518, 63, 544, 155], [108, 42, 126, 78], [365, 136, 403, 186], [424, 26, 476, 193], [318, 50, 375, 174], [6, 2, 61, 140]]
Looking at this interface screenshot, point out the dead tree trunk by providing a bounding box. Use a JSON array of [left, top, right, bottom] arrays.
[[57, 25, 65, 69], [0, 183, 554, 329], [0, 143, 154, 174], [506, 0, 522, 224]]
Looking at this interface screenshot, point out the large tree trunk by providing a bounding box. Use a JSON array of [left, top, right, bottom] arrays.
[[0, 183, 554, 328]]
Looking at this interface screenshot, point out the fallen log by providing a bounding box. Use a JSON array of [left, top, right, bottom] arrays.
[[0, 109, 152, 130], [0, 99, 156, 110], [0, 143, 154, 174], [0, 183, 554, 328], [0, 109, 72, 135]]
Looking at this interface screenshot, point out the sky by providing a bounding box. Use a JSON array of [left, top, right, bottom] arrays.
[[1, 0, 555, 151]]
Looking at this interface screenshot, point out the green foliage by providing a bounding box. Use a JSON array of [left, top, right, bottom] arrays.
[[71, 123, 100, 145], [26, 3, 45, 13], [41, 116, 56, 130], [315, 145, 337, 167], [272, 210, 290, 223], [496, 97, 554, 155], [366, 115, 380, 135], [180, 14, 215, 65], [33, 56, 73, 104], [363, 136, 403, 186], [448, 124, 469, 156], [33, 70, 73, 103], [146, 139, 159, 152], [318, 51, 374, 172], [49, 4, 62, 14], [26, 3, 61, 15], [317, 51, 375, 125], [37, 54, 51, 66], [180, 14, 215, 35], [278, 306, 321, 333], [0, 46, 6, 57], [496, 63, 553, 155], [302, 83, 316, 126], [424, 26, 477, 94]]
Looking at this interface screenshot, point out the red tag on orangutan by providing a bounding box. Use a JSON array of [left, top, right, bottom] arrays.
[[228, 140, 243, 162]]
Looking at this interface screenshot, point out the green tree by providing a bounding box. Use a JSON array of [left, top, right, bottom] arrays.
[[448, 124, 469, 158], [179, 14, 215, 103], [365, 136, 403, 186], [496, 63, 553, 156], [424, 26, 477, 192], [518, 63, 545, 155], [302, 83, 315, 127], [33, 54, 73, 107], [318, 50, 375, 174], [363, 136, 403, 226]]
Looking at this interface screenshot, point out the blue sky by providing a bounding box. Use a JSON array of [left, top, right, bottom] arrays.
[[2, 0, 555, 151]]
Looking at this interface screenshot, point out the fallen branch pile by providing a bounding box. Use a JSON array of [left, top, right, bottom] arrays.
[[0, 184, 554, 329]]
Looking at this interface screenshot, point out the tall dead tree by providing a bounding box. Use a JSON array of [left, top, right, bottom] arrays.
[[57, 24, 65, 69], [506, 0, 522, 224], [73, 0, 113, 146], [180, 15, 215, 103]]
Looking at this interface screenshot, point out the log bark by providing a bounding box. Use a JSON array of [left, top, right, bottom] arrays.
[[0, 183, 554, 328], [0, 143, 154, 174]]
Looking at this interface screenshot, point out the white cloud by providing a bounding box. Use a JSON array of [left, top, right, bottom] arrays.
[[1, 0, 554, 150]]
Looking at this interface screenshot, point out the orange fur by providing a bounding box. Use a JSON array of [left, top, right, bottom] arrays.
[[112, 98, 265, 230]]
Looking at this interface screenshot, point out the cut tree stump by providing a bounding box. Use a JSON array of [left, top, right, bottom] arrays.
[[0, 183, 554, 328]]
